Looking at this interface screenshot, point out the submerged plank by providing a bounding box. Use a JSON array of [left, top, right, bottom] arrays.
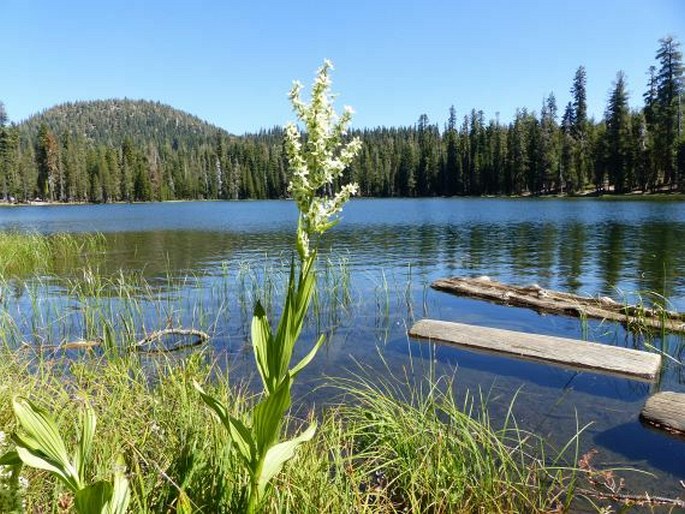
[[640, 392, 685, 434], [408, 319, 662, 381], [431, 276, 685, 334]]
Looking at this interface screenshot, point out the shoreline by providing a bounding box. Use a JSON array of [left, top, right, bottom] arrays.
[[1, 190, 684, 207]]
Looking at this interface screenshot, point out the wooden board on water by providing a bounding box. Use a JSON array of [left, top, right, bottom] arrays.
[[431, 276, 685, 333], [408, 319, 662, 381], [641, 392, 685, 434]]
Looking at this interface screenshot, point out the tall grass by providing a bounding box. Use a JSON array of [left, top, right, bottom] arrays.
[[0, 253, 356, 356], [0, 351, 583, 512], [0, 232, 105, 277]]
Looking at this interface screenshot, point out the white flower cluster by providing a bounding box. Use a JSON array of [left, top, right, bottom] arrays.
[[285, 60, 362, 259]]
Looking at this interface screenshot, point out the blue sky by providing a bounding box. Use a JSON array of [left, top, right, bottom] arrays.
[[2, 0, 683, 134]]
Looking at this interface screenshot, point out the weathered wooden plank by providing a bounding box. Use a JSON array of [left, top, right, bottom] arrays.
[[640, 392, 685, 434], [431, 276, 685, 334], [408, 319, 662, 381]]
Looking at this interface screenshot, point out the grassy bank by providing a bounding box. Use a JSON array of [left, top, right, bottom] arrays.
[[0, 350, 580, 513]]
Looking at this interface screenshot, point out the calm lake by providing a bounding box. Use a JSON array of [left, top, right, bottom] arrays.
[[1, 197, 685, 496]]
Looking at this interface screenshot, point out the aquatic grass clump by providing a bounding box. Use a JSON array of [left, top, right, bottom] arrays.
[[0, 250, 362, 357], [0, 232, 105, 277], [331, 372, 575, 513]]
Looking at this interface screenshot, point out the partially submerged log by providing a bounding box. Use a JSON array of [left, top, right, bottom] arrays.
[[133, 328, 210, 353], [432, 276, 685, 333], [409, 319, 662, 381], [25, 328, 210, 353], [640, 391, 685, 434]]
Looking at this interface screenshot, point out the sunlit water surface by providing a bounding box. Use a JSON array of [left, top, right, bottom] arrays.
[[2, 197, 685, 497]]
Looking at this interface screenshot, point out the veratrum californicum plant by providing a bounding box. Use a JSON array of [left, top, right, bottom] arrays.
[[196, 59, 361, 513]]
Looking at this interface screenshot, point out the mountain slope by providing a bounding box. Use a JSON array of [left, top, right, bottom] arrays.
[[19, 99, 230, 148]]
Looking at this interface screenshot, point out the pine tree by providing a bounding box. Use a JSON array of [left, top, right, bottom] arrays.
[[36, 124, 60, 201], [539, 93, 560, 192], [0, 101, 7, 128], [570, 66, 589, 190], [0, 125, 19, 201], [443, 106, 459, 195], [643, 65, 660, 189], [560, 102, 576, 192], [653, 36, 684, 188], [605, 72, 632, 193]]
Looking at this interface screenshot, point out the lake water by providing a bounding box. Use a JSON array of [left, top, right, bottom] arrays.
[[1, 197, 685, 497]]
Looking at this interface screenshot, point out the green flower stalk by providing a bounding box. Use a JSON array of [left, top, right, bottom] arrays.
[[196, 60, 361, 513]]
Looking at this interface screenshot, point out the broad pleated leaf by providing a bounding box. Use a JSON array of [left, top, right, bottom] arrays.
[[274, 260, 298, 380], [12, 397, 72, 470], [15, 444, 79, 491], [290, 334, 325, 378], [193, 381, 255, 465], [225, 416, 256, 467], [257, 421, 317, 496], [251, 301, 274, 393], [103, 456, 130, 514], [252, 377, 291, 452], [192, 381, 229, 425], [74, 481, 112, 514], [75, 404, 96, 482], [273, 256, 317, 381], [12, 397, 80, 490]]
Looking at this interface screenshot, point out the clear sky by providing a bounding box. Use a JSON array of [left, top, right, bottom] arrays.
[[1, 0, 683, 134]]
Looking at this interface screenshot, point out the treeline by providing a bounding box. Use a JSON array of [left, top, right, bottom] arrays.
[[350, 36, 684, 196], [0, 36, 683, 203]]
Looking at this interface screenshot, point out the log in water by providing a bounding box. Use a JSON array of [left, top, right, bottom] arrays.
[[431, 276, 685, 333], [409, 319, 662, 381], [641, 392, 685, 434]]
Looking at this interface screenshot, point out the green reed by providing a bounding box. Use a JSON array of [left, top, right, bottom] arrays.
[[0, 232, 105, 277]]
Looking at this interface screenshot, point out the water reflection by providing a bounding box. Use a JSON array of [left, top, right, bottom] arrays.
[[2, 198, 685, 496], [88, 217, 685, 312]]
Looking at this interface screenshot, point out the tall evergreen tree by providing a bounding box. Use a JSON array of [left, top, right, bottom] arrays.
[[653, 36, 684, 188], [0, 101, 7, 128], [570, 66, 589, 190], [539, 93, 560, 192], [443, 106, 460, 195], [605, 72, 632, 193], [643, 65, 660, 189], [560, 102, 576, 192], [0, 126, 19, 201], [36, 124, 60, 201]]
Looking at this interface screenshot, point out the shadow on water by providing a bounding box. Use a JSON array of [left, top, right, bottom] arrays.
[[595, 421, 685, 477]]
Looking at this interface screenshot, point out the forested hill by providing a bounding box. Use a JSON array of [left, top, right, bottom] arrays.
[[1, 98, 288, 202], [20, 99, 229, 149], [0, 36, 683, 203]]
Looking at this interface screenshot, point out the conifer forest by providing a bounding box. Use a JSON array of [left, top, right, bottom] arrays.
[[0, 36, 683, 203]]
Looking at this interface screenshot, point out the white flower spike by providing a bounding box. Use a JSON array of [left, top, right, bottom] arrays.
[[285, 60, 361, 260]]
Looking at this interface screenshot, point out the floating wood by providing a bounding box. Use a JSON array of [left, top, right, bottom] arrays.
[[133, 328, 210, 353], [22, 328, 210, 353], [432, 276, 685, 333], [640, 391, 685, 434], [409, 319, 662, 381]]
